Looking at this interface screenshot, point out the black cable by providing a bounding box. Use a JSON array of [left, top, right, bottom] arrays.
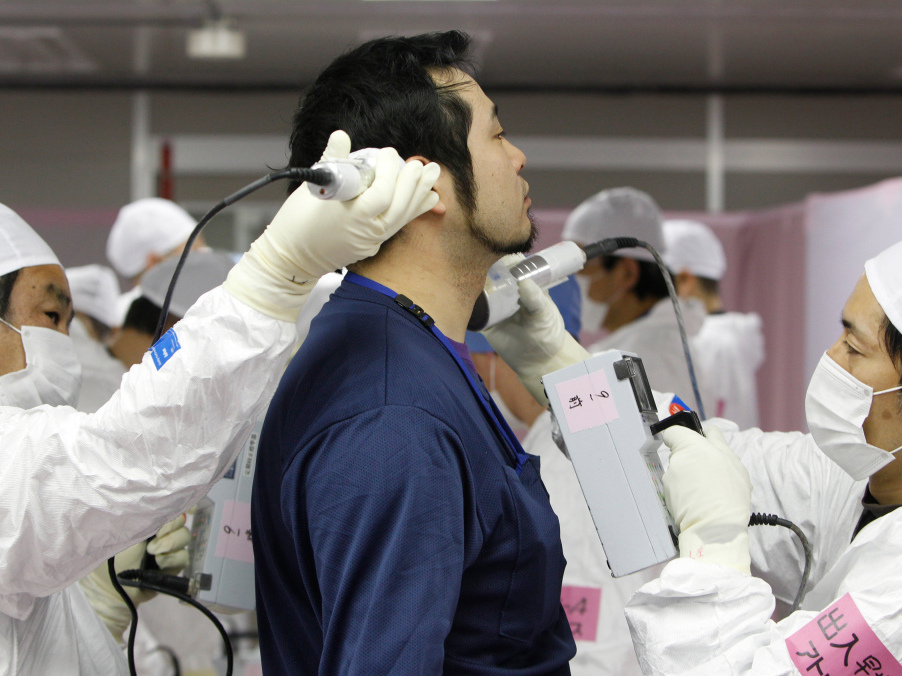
[[107, 557, 140, 676], [585, 237, 707, 419], [147, 645, 181, 676], [118, 575, 233, 676], [151, 166, 331, 343], [109, 165, 329, 676], [749, 512, 813, 614]]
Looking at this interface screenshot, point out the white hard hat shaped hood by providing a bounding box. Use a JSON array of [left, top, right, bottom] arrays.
[[0, 204, 61, 278], [141, 249, 234, 318], [66, 265, 122, 328], [865, 239, 902, 334], [561, 187, 664, 263], [662, 219, 727, 281], [106, 198, 196, 278]]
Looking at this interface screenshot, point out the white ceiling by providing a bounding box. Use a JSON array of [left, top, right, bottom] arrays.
[[3, 0, 902, 92]]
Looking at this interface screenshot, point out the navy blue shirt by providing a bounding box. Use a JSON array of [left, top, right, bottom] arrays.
[[253, 278, 575, 675]]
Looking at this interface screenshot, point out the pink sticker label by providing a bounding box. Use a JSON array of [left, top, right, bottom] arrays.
[[561, 585, 602, 642], [555, 371, 620, 434], [214, 500, 255, 564], [786, 593, 901, 675]]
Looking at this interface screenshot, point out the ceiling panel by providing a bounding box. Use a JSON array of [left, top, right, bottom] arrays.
[[1, 1, 902, 91]]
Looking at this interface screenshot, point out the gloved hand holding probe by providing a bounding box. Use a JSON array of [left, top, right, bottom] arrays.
[[482, 265, 590, 406], [224, 129, 441, 322], [78, 515, 191, 640], [661, 424, 752, 575]]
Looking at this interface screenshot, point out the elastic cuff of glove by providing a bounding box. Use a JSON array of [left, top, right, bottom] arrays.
[[223, 246, 315, 323], [678, 530, 751, 576], [77, 577, 134, 641], [517, 336, 592, 407]]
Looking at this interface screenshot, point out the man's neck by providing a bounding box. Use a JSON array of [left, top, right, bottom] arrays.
[[869, 459, 902, 506], [700, 292, 723, 314], [603, 294, 659, 333], [351, 247, 494, 343]]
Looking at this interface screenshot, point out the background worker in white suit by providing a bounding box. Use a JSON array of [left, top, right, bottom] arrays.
[[663, 219, 765, 428]]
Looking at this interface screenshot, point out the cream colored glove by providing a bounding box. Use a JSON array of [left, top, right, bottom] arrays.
[[78, 515, 191, 640], [661, 425, 752, 575], [224, 129, 441, 322], [482, 274, 590, 406]]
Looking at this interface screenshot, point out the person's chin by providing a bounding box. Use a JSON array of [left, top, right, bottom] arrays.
[[502, 217, 537, 256]]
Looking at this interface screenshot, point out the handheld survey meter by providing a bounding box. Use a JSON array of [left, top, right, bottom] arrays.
[[183, 415, 263, 613], [543, 349, 695, 577]]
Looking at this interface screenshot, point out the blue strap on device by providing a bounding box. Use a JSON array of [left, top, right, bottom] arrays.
[[345, 272, 529, 475]]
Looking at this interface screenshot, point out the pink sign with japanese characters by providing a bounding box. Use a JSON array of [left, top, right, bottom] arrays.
[[786, 593, 901, 675], [555, 371, 620, 434], [561, 585, 602, 642], [214, 499, 255, 564]]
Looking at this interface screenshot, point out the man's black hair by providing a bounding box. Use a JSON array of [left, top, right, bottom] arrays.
[[123, 296, 162, 336], [287, 31, 477, 218], [0, 269, 20, 321], [601, 255, 671, 301]]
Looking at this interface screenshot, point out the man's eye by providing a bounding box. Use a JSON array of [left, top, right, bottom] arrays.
[[844, 340, 860, 356], [46, 312, 60, 324]]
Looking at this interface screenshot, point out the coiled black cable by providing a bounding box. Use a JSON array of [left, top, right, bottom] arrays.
[[118, 570, 233, 676], [749, 512, 812, 613]]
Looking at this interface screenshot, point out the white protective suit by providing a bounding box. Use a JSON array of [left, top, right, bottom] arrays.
[[0, 287, 297, 675], [69, 316, 126, 413], [524, 410, 661, 676], [623, 421, 900, 676], [588, 297, 709, 408], [692, 311, 765, 429]]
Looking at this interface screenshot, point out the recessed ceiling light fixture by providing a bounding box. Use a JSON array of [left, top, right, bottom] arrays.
[[362, 0, 497, 2], [187, 2, 246, 60]]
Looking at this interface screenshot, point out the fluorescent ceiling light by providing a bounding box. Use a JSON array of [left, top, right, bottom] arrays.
[[187, 19, 246, 60]]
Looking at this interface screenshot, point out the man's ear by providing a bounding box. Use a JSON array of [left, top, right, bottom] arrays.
[[618, 257, 641, 292], [408, 155, 446, 215], [674, 270, 696, 298]]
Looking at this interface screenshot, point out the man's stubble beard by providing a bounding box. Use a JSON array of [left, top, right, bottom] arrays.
[[467, 207, 538, 257]]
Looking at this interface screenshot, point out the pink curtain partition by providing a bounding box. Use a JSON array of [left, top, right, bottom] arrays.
[[14, 206, 121, 274], [667, 207, 808, 433]]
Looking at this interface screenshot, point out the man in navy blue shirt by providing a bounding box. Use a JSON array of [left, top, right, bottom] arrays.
[[253, 31, 576, 674]]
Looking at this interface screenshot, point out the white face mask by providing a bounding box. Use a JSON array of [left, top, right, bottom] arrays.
[[805, 351, 902, 481], [0, 318, 82, 409], [575, 274, 610, 330]]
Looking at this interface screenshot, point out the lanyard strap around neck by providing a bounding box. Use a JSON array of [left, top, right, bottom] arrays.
[[345, 272, 528, 474]]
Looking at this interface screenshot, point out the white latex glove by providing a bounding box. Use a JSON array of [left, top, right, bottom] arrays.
[[482, 272, 590, 406], [661, 425, 752, 575], [224, 130, 441, 322], [78, 515, 191, 640]]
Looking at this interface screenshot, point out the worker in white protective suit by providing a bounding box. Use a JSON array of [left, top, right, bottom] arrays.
[[621, 239, 902, 674], [471, 277, 658, 676], [482, 237, 902, 675], [65, 264, 127, 413], [563, 188, 709, 408], [0, 130, 441, 675], [663, 219, 765, 428]]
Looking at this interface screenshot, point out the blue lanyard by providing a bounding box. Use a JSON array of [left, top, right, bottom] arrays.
[[345, 272, 528, 475]]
